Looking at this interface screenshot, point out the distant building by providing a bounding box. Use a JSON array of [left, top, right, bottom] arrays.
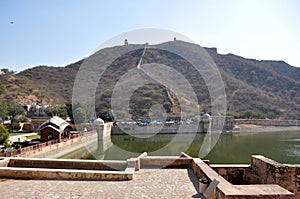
[[24, 103, 49, 117], [39, 116, 73, 143], [31, 117, 50, 131], [20, 122, 34, 132]]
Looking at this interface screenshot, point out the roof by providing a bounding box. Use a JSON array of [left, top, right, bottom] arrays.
[[201, 113, 211, 119], [39, 116, 71, 133], [93, 118, 104, 125]]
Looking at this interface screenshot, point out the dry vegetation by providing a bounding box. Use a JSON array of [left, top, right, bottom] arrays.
[[2, 40, 298, 119]]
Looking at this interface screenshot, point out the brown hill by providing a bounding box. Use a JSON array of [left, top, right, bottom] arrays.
[[0, 73, 64, 105], [15, 41, 300, 119]]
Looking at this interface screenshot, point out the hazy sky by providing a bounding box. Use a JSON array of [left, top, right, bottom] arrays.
[[1, 0, 300, 72]]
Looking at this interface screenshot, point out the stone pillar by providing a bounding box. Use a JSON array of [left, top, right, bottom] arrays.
[[94, 123, 113, 159]]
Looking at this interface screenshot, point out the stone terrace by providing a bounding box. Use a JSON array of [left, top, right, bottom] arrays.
[[0, 168, 200, 199]]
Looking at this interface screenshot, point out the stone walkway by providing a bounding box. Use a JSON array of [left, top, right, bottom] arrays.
[[0, 168, 201, 199]]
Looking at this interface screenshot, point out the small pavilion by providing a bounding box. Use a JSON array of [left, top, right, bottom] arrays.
[[39, 116, 73, 143]]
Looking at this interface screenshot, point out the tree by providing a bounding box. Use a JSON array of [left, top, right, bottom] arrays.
[[97, 109, 114, 122], [1, 68, 9, 74], [0, 83, 5, 95], [239, 110, 254, 119], [0, 124, 9, 145], [7, 102, 25, 133], [1, 68, 15, 75], [73, 107, 87, 123], [72, 102, 93, 124], [225, 111, 239, 118], [65, 102, 73, 120], [45, 104, 68, 118], [0, 100, 8, 119], [239, 110, 264, 119]]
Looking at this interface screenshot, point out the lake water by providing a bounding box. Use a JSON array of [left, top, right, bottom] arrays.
[[63, 131, 300, 164]]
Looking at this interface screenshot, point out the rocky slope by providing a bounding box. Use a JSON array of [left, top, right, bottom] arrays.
[[11, 41, 300, 119]]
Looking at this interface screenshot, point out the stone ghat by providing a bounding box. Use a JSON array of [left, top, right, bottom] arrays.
[[0, 153, 299, 198]]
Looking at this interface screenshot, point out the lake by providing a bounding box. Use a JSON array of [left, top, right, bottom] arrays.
[[61, 131, 300, 164]]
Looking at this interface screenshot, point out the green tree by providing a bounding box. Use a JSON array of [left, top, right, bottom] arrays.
[[45, 104, 68, 118], [97, 109, 114, 122], [7, 102, 25, 133], [65, 102, 73, 120], [18, 115, 29, 123], [45, 107, 55, 117], [1, 68, 15, 74], [239, 110, 254, 119], [0, 83, 5, 95], [1, 68, 9, 74], [72, 102, 93, 124], [0, 124, 9, 145], [73, 107, 87, 123], [225, 111, 239, 118], [0, 100, 8, 118], [239, 110, 264, 119]]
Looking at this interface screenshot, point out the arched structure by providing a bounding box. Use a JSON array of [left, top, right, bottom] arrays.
[[39, 116, 73, 143]]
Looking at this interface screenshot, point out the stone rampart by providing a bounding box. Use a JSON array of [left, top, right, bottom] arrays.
[[235, 119, 300, 126]]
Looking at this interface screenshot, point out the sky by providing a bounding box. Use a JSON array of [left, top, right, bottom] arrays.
[[1, 0, 300, 72]]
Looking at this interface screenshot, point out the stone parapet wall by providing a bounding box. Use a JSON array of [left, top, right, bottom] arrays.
[[211, 156, 300, 197], [0, 167, 133, 181], [27, 131, 98, 158], [0, 157, 133, 181], [192, 157, 294, 198], [112, 117, 235, 135], [235, 119, 300, 126], [112, 123, 208, 134], [211, 164, 259, 185], [7, 157, 126, 171], [76, 122, 113, 140], [140, 156, 192, 168], [0, 131, 98, 159], [251, 155, 300, 197], [2, 122, 113, 159]]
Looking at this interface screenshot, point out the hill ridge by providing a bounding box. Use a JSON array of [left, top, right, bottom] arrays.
[[2, 40, 297, 119]]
